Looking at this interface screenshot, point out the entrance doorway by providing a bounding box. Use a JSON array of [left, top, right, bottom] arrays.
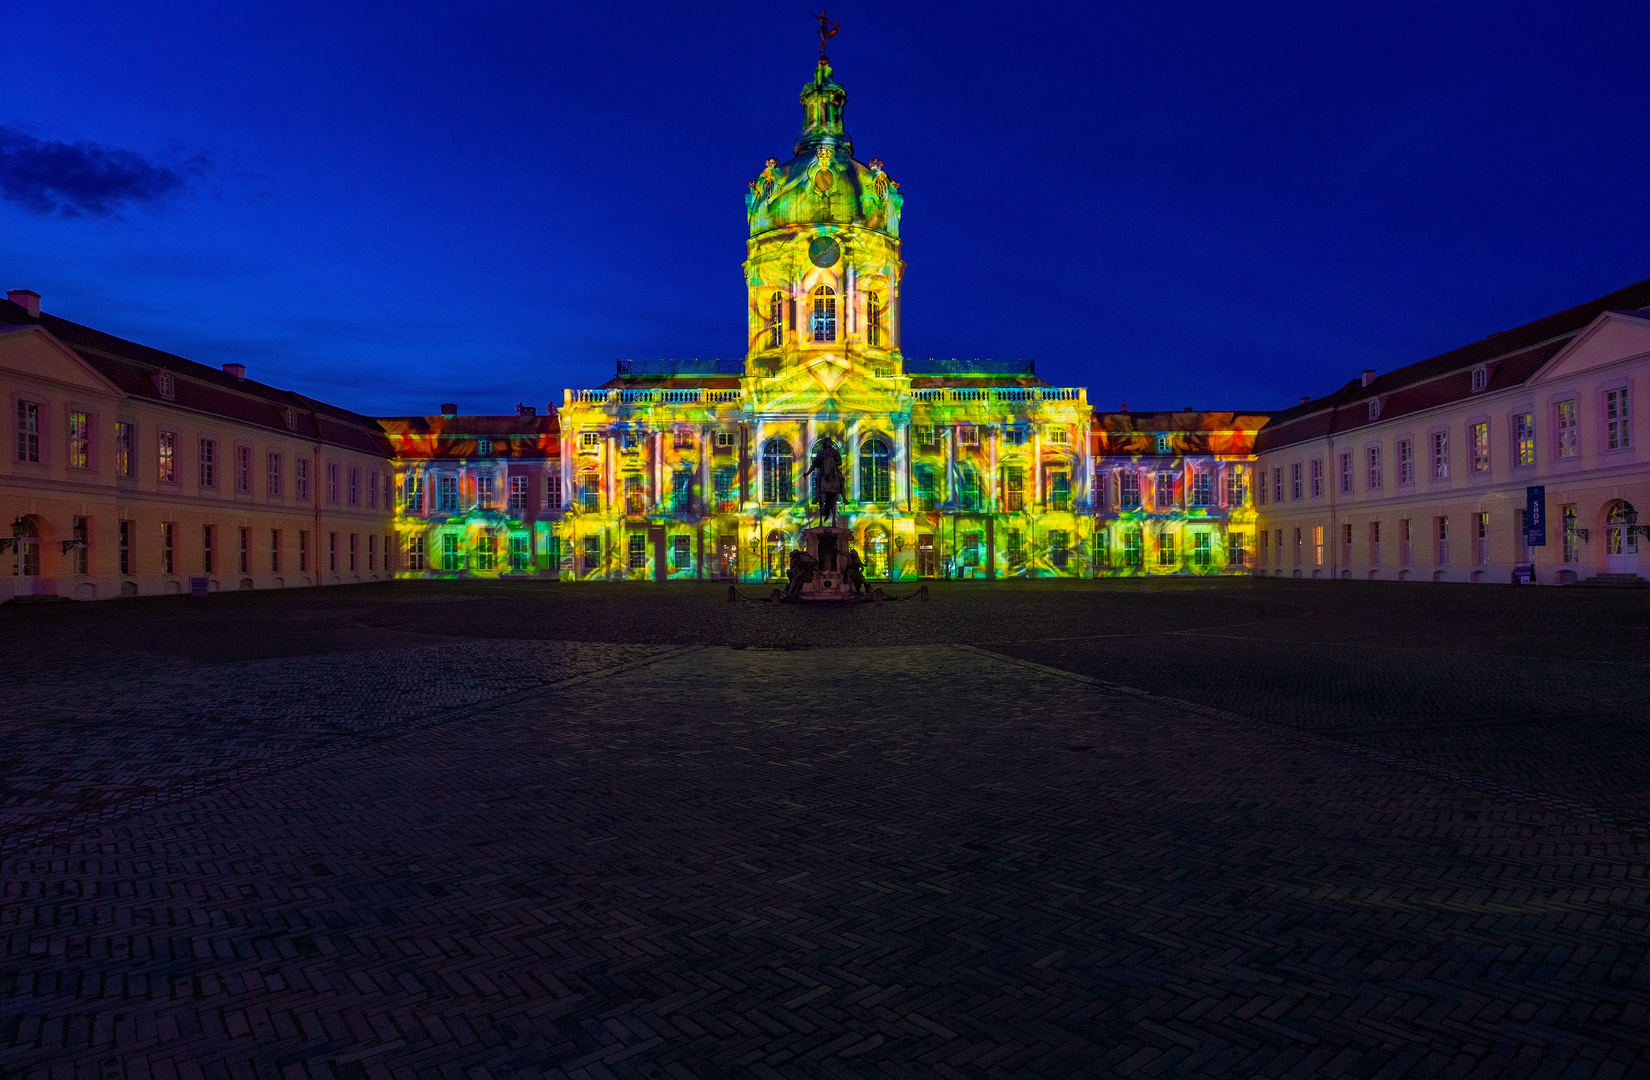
[[717, 535, 738, 580], [916, 533, 936, 577], [1605, 501, 1640, 574], [10, 517, 43, 595]]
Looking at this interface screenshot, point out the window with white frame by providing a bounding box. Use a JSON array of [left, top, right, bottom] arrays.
[[1310, 458, 1322, 498], [478, 437, 493, 455], [1471, 422, 1489, 473], [199, 439, 216, 487], [1368, 398, 1382, 421], [1514, 412, 1535, 466], [327, 462, 340, 503], [1046, 426, 1070, 446], [67, 411, 89, 468], [1119, 470, 1140, 509], [509, 475, 528, 512], [1431, 432, 1448, 479], [1606, 387, 1631, 450], [714, 430, 736, 451], [438, 474, 458, 512], [1367, 445, 1383, 490], [1290, 462, 1302, 500], [1338, 451, 1351, 494], [115, 421, 133, 477], [544, 471, 563, 509], [1190, 469, 1211, 506], [957, 426, 980, 446], [476, 474, 495, 509], [1224, 466, 1246, 507], [158, 431, 176, 483], [235, 445, 251, 492], [1471, 365, 1489, 393], [296, 457, 310, 500], [1397, 438, 1414, 484], [1155, 432, 1171, 454], [1556, 399, 1578, 457], [348, 465, 360, 505], [1155, 471, 1175, 509], [581, 431, 601, 450]]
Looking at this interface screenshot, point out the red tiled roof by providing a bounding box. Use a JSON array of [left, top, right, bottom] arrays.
[[0, 296, 393, 457], [379, 415, 561, 461], [1255, 276, 1650, 454]]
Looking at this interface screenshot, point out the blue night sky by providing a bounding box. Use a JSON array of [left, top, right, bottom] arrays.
[[2, 2, 1648, 417]]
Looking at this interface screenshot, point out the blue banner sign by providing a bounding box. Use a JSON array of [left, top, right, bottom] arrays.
[[1526, 485, 1547, 546]]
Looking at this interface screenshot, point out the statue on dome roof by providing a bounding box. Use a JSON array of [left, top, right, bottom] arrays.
[[812, 10, 839, 58]]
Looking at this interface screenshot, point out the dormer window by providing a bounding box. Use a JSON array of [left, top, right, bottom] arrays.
[[1368, 398, 1382, 421], [1471, 365, 1489, 393], [155, 372, 175, 400], [477, 438, 493, 456], [284, 408, 297, 431], [1155, 432, 1171, 454]]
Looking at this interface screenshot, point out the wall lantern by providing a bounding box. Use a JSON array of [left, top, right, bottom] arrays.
[[1563, 505, 1589, 543], [0, 517, 24, 554]]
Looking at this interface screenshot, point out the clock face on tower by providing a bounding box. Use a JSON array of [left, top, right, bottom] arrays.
[[808, 235, 840, 268]]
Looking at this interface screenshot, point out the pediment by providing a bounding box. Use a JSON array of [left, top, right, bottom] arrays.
[[1530, 311, 1650, 385], [749, 357, 906, 413], [0, 325, 125, 398]]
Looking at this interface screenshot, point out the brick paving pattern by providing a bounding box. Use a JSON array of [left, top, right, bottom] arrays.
[[0, 596, 1647, 1078]]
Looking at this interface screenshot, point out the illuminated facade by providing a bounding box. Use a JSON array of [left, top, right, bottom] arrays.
[[539, 50, 1256, 583]]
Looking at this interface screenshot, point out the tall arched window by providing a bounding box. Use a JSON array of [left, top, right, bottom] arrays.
[[762, 438, 794, 503], [866, 291, 883, 347], [766, 529, 789, 579], [767, 291, 784, 349], [810, 285, 836, 342], [859, 436, 891, 503]]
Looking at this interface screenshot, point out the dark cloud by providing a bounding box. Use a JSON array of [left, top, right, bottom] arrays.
[[0, 127, 204, 217]]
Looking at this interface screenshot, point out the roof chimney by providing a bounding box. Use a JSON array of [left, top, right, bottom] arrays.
[[1299, 396, 1311, 405], [7, 290, 40, 317], [222, 363, 246, 381], [440, 403, 458, 417], [1361, 369, 1376, 387]]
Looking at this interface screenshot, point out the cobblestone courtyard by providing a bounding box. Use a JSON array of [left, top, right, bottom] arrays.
[[3, 580, 1650, 1079]]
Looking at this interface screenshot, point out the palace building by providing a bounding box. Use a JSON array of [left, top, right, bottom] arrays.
[[8, 34, 1650, 598]]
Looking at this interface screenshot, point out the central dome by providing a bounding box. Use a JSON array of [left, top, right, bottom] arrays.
[[745, 59, 903, 239]]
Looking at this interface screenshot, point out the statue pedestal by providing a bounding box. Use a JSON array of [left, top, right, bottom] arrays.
[[795, 525, 858, 601]]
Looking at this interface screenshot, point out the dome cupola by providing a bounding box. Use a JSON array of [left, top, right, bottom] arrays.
[[744, 36, 902, 240]]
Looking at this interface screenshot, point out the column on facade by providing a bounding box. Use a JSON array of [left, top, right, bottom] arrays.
[[989, 428, 999, 512], [752, 420, 765, 508], [848, 416, 861, 502], [653, 429, 663, 513], [945, 425, 956, 507]]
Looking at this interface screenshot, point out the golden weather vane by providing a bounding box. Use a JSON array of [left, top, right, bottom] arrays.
[[811, 9, 840, 58]]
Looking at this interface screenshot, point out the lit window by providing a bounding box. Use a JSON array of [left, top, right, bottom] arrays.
[[715, 430, 736, 451], [115, 421, 133, 477], [768, 291, 785, 348], [628, 532, 647, 571], [810, 285, 836, 342], [1313, 525, 1323, 566], [1192, 531, 1211, 567], [1155, 432, 1171, 454], [761, 438, 795, 503], [1514, 413, 1535, 466], [860, 437, 891, 503], [1471, 422, 1489, 472], [671, 534, 691, 572], [67, 411, 90, 469], [158, 431, 176, 483], [673, 427, 695, 449], [478, 438, 493, 456], [866, 291, 883, 347], [1046, 426, 1070, 446], [510, 533, 530, 571], [1003, 466, 1026, 512]]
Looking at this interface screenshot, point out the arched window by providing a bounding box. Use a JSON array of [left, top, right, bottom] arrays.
[[865, 291, 883, 347], [767, 291, 784, 349], [810, 285, 836, 343], [859, 436, 891, 503], [761, 438, 794, 503], [766, 529, 789, 580], [863, 526, 889, 579]]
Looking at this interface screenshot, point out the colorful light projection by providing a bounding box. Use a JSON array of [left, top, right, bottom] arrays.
[[392, 41, 1260, 584]]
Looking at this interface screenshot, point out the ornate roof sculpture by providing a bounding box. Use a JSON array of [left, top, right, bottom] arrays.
[[744, 37, 902, 239]]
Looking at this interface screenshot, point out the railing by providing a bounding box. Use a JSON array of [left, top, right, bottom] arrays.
[[908, 387, 1086, 405], [568, 387, 744, 407]]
